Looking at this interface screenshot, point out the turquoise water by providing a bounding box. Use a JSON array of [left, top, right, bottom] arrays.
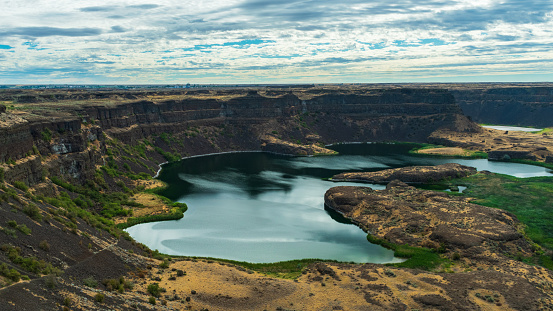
[[126, 143, 553, 263]]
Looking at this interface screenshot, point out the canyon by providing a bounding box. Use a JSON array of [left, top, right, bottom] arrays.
[[0, 84, 552, 310]]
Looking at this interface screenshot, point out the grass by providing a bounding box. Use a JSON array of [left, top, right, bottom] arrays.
[[366, 235, 448, 271], [183, 257, 328, 279], [534, 127, 552, 135], [408, 143, 488, 159], [116, 201, 187, 229], [443, 173, 553, 250], [509, 159, 553, 170]]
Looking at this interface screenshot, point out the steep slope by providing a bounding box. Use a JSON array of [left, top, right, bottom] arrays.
[[451, 85, 553, 127]]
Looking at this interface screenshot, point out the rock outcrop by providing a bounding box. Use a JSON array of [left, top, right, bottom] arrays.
[[324, 181, 531, 261], [429, 127, 553, 162], [331, 163, 477, 184]]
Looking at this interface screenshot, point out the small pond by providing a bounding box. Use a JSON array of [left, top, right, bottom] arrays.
[[126, 143, 553, 263]]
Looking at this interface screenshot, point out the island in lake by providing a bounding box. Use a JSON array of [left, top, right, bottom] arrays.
[[0, 84, 552, 310]]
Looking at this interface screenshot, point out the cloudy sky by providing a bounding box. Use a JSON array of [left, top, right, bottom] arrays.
[[1, 0, 552, 84]]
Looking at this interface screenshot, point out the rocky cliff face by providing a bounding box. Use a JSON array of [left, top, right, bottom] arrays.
[[0, 87, 477, 185], [451, 85, 553, 127], [83, 88, 476, 144]]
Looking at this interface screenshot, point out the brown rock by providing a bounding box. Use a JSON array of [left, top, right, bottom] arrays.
[[332, 163, 477, 184]]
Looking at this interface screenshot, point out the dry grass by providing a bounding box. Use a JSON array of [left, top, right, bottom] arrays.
[[416, 147, 468, 156]]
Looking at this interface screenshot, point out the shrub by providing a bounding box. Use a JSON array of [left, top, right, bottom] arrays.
[[83, 276, 97, 288], [6, 268, 21, 282], [1, 228, 17, 238], [39, 240, 50, 251], [63, 296, 72, 307], [13, 181, 28, 192], [16, 224, 31, 235], [159, 260, 170, 269], [148, 297, 156, 305], [452, 252, 461, 260], [102, 276, 133, 292], [101, 202, 131, 218], [147, 283, 164, 297], [40, 128, 52, 142], [44, 274, 57, 289], [0, 167, 4, 183], [23, 204, 42, 222], [95, 293, 105, 303]]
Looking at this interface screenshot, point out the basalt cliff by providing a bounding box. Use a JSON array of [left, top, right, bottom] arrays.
[[450, 84, 553, 128], [0, 87, 477, 186]]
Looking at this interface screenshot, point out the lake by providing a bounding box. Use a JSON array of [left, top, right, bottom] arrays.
[[482, 125, 542, 132], [126, 143, 553, 263]]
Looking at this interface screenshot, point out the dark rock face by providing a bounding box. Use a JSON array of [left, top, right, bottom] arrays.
[[452, 86, 553, 127], [83, 89, 475, 143], [488, 150, 536, 161], [0, 104, 5, 114], [331, 163, 477, 184]]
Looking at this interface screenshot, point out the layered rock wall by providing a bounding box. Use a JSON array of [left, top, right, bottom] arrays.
[[452, 86, 553, 127], [0, 87, 477, 185]]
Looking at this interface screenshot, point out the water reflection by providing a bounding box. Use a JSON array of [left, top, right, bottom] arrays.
[[126, 143, 553, 263]]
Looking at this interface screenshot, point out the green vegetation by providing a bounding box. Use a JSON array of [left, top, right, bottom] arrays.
[[147, 282, 165, 297], [117, 201, 187, 229], [102, 276, 134, 293], [101, 202, 132, 218], [83, 276, 98, 288], [366, 235, 447, 270], [39, 240, 50, 252], [445, 173, 553, 251], [0, 262, 22, 283], [13, 181, 29, 191], [7, 220, 31, 235], [535, 127, 552, 135], [154, 147, 181, 162], [191, 257, 331, 279], [1, 244, 61, 275], [23, 204, 42, 222], [94, 293, 105, 303], [0, 167, 4, 183], [40, 128, 52, 142], [509, 159, 553, 170], [159, 259, 170, 269]]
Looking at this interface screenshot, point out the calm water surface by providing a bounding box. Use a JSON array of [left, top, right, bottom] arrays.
[[482, 125, 542, 132], [126, 143, 553, 263]]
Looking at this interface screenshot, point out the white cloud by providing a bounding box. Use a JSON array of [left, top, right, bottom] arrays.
[[0, 0, 552, 83]]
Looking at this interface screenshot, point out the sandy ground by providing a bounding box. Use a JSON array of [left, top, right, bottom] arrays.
[[416, 147, 469, 156], [102, 258, 522, 311]]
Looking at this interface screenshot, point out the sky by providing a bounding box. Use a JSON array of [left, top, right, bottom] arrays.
[[1, 0, 552, 84]]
